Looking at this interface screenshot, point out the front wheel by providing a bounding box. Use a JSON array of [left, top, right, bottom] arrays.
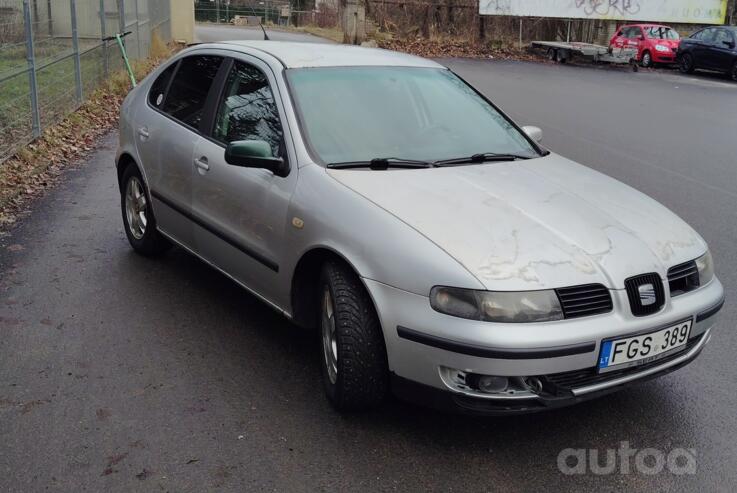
[[679, 53, 695, 74], [641, 51, 653, 68], [319, 261, 388, 411], [121, 164, 171, 256]]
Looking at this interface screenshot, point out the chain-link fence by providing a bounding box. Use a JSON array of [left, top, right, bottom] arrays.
[[194, 0, 289, 26], [0, 0, 171, 162]]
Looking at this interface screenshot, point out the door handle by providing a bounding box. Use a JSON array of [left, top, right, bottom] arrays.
[[194, 157, 210, 172], [137, 127, 150, 139]]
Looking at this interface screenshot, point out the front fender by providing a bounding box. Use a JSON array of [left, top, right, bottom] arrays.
[[282, 164, 484, 301]]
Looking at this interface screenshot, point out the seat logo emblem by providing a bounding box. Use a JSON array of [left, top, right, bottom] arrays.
[[638, 283, 657, 306]]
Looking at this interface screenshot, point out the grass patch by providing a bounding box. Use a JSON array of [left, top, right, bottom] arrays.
[[0, 35, 181, 232]]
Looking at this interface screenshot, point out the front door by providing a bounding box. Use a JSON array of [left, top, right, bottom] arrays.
[[693, 28, 717, 69], [192, 57, 297, 306], [708, 29, 736, 72]]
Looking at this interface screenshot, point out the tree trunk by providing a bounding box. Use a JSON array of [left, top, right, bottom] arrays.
[[421, 4, 430, 38]]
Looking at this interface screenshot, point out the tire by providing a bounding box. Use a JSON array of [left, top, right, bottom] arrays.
[[731, 61, 737, 82], [319, 260, 388, 411], [641, 51, 652, 68], [120, 164, 171, 256], [679, 53, 695, 74]]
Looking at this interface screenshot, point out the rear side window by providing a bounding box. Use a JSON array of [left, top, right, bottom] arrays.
[[162, 55, 223, 129], [148, 62, 177, 108]]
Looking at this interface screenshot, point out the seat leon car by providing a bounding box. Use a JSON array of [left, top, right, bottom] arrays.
[[116, 41, 724, 414]]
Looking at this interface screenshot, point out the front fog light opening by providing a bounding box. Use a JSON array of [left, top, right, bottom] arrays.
[[476, 375, 509, 393], [442, 367, 543, 397]]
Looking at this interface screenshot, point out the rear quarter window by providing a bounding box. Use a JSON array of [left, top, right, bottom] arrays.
[[148, 62, 178, 109]]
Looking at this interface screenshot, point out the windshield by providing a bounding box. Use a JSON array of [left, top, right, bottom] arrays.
[[286, 67, 539, 165], [645, 26, 679, 40]]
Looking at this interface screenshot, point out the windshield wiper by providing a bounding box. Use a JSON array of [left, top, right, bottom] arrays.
[[326, 157, 435, 170], [434, 152, 533, 166]]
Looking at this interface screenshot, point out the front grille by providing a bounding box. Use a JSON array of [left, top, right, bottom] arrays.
[[555, 284, 613, 319], [544, 334, 703, 391], [625, 273, 665, 316], [668, 260, 699, 297]]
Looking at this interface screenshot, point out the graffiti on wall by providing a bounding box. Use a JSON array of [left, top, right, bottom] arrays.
[[479, 0, 727, 24]]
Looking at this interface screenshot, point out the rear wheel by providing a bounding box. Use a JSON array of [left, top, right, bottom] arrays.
[[679, 53, 695, 74], [319, 260, 388, 411], [121, 164, 171, 256]]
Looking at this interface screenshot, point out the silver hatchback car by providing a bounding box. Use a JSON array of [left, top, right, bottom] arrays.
[[117, 41, 724, 414]]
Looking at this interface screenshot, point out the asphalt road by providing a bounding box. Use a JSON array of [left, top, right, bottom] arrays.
[[1, 27, 736, 491]]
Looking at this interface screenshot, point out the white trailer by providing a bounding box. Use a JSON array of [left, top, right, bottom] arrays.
[[531, 41, 640, 71]]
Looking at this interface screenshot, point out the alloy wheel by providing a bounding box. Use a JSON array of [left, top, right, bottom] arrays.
[[321, 286, 338, 385], [125, 176, 148, 240]]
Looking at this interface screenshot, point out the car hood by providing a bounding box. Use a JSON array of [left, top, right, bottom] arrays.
[[327, 154, 706, 291]]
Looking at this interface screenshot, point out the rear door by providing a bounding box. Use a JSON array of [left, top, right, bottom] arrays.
[[191, 56, 298, 305], [141, 54, 224, 249], [611, 27, 626, 50], [626, 26, 644, 59]]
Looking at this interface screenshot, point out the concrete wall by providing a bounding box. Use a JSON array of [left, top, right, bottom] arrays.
[[170, 0, 194, 43]]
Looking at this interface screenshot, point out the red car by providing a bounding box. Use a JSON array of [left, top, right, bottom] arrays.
[[610, 24, 681, 67]]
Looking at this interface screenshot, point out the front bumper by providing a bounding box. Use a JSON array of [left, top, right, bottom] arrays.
[[365, 277, 724, 415], [392, 328, 710, 415], [651, 48, 679, 64]]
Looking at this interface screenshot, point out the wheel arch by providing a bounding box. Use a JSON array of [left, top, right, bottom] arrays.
[[290, 246, 372, 330], [116, 152, 140, 192]]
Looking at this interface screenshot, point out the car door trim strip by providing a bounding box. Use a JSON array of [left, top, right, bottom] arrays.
[[150, 189, 279, 273]]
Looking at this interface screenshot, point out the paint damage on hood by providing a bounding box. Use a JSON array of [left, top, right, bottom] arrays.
[[328, 153, 705, 291]]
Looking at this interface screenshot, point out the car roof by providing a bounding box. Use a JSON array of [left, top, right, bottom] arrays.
[[620, 23, 672, 28], [209, 41, 443, 69]]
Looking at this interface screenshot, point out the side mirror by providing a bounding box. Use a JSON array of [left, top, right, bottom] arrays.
[[723, 40, 735, 48], [224, 140, 288, 177], [522, 125, 543, 144], [638, 35, 645, 41]]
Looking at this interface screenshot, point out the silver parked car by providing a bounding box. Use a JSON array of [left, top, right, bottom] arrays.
[[117, 41, 724, 414]]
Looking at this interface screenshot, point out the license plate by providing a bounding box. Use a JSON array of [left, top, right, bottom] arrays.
[[597, 319, 692, 373]]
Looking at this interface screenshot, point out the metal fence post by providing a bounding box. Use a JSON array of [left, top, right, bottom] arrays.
[[23, 0, 41, 139], [134, 0, 140, 59], [118, 0, 125, 35], [46, 0, 52, 36], [70, 0, 83, 105], [100, 0, 109, 77]]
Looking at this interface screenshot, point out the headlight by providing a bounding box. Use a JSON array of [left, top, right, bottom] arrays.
[[695, 251, 714, 286], [655, 45, 670, 52], [430, 286, 564, 323]]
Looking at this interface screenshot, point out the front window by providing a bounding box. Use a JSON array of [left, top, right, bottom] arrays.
[[213, 60, 284, 157], [644, 26, 680, 40], [286, 67, 539, 165]]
